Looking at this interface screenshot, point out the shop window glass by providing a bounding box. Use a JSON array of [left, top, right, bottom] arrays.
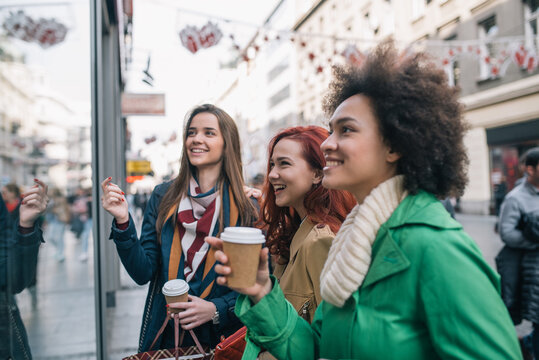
[[0, 1, 96, 357]]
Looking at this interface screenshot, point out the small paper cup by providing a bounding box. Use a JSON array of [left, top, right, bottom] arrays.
[[162, 279, 189, 313]]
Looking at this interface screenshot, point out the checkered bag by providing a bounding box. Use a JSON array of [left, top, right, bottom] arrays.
[[123, 346, 214, 360], [123, 312, 214, 360]]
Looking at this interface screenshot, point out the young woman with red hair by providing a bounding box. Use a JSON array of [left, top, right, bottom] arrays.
[[258, 126, 356, 323]]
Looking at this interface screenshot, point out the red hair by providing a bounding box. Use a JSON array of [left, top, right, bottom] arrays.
[[257, 126, 356, 261]]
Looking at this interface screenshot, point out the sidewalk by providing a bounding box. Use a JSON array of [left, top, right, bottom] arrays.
[[15, 213, 530, 359], [17, 228, 146, 359]]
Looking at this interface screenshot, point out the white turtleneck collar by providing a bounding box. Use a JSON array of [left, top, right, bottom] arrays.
[[320, 175, 408, 307]]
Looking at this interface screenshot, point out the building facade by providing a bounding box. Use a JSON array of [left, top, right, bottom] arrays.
[[217, 0, 301, 180], [396, 0, 539, 214], [217, 0, 539, 214]]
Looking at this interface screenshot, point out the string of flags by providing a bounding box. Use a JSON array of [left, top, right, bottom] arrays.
[[176, 21, 538, 80], [2, 10, 68, 48]]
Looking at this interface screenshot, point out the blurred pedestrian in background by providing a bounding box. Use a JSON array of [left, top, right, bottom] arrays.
[[498, 147, 539, 360], [0, 179, 48, 359], [72, 188, 92, 261], [2, 183, 21, 221], [209, 40, 521, 360], [494, 175, 508, 216], [45, 188, 71, 263]]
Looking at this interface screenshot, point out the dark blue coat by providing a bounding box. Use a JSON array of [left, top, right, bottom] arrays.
[[109, 182, 243, 352], [0, 197, 42, 359]]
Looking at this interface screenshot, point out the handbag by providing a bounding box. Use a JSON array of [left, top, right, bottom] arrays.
[[214, 326, 247, 360], [123, 312, 214, 360]]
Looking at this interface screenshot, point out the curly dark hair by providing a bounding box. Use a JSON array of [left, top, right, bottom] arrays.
[[323, 40, 469, 198]]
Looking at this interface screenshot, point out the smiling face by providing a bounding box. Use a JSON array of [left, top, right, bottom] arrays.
[[268, 138, 321, 218], [185, 112, 225, 171], [321, 94, 400, 204]]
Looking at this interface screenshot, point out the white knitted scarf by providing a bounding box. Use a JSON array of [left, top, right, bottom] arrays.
[[320, 175, 408, 307]]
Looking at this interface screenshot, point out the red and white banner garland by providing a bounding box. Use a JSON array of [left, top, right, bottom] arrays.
[[177, 21, 537, 81], [437, 41, 538, 80], [2, 10, 68, 48]]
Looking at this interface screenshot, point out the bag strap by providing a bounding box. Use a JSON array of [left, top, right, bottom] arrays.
[[148, 310, 208, 360]]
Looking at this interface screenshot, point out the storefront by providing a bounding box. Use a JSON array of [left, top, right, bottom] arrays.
[[487, 118, 539, 214], [460, 73, 539, 215], [486, 119, 539, 214]]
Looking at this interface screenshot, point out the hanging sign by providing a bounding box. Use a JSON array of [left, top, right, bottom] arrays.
[[121, 93, 166, 116]]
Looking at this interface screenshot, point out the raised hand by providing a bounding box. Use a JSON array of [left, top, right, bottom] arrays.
[[243, 185, 262, 199], [19, 179, 49, 228], [169, 295, 217, 330], [205, 236, 272, 304], [101, 177, 128, 223]]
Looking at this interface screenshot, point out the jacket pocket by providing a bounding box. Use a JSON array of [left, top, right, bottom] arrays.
[[283, 292, 315, 323]]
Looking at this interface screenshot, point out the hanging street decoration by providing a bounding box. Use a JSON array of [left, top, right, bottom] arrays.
[[2, 10, 68, 48], [341, 44, 365, 67], [173, 10, 537, 83], [179, 21, 223, 54], [436, 41, 538, 81]]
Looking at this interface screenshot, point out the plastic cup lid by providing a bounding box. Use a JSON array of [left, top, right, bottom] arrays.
[[220, 227, 265, 244], [162, 279, 189, 296]]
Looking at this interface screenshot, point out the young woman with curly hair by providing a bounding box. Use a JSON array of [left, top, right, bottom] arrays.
[[102, 104, 257, 352], [208, 41, 521, 359], [258, 126, 355, 324]]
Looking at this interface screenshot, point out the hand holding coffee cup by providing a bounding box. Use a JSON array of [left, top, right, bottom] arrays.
[[205, 228, 273, 304], [162, 279, 189, 314], [219, 227, 266, 288]]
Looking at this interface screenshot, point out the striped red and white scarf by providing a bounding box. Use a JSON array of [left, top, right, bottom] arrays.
[[176, 177, 221, 282], [166, 177, 239, 298]]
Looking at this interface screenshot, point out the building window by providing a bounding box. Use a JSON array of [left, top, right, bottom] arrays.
[[524, 0, 539, 52], [269, 85, 290, 108], [478, 15, 498, 80], [267, 58, 289, 83], [445, 35, 460, 86], [412, 0, 426, 20]]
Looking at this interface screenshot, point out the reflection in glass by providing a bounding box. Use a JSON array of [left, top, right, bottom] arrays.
[[0, 0, 96, 357]]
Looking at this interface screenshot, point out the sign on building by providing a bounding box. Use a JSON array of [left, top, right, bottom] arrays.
[[121, 93, 165, 116]]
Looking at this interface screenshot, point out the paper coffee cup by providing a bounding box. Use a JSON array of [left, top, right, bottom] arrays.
[[162, 279, 189, 313], [220, 227, 265, 288]]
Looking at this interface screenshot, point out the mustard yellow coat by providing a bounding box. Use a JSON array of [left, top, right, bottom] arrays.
[[272, 219, 334, 323]]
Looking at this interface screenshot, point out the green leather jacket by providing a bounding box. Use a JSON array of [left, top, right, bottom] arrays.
[[236, 191, 522, 360]]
